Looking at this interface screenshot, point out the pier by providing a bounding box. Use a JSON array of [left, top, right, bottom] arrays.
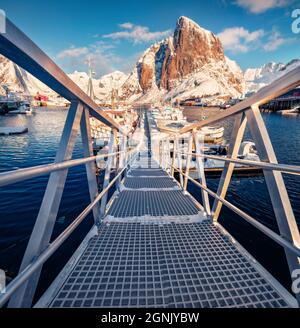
[[0, 18, 300, 308]]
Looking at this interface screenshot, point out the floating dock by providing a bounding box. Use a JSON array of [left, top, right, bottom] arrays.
[[0, 126, 28, 135]]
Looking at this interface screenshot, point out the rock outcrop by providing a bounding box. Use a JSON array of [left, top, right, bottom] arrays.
[[120, 16, 245, 103]]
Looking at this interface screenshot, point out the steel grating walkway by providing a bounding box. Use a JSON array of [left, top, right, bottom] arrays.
[[41, 116, 296, 308], [124, 177, 178, 189], [43, 160, 295, 308], [107, 190, 200, 217], [48, 221, 292, 308]]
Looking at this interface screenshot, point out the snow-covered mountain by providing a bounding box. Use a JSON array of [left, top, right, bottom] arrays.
[[3, 15, 298, 104], [67, 70, 128, 101], [244, 60, 300, 94], [0, 55, 55, 96], [0, 55, 128, 102], [119, 16, 245, 104]]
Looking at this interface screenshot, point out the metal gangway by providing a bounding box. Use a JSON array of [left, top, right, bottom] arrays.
[[0, 18, 300, 308]]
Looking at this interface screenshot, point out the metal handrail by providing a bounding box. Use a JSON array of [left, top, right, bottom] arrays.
[[0, 151, 125, 187], [173, 150, 300, 176], [171, 164, 300, 258], [0, 147, 140, 307]]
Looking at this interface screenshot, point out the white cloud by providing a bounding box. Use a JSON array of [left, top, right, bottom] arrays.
[[218, 25, 293, 54], [57, 42, 123, 76], [103, 22, 172, 44], [235, 0, 291, 14], [263, 28, 295, 51], [57, 46, 89, 59], [218, 27, 264, 53], [119, 22, 134, 29]]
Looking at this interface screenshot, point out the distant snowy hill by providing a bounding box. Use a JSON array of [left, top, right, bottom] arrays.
[[244, 60, 300, 94], [67, 70, 128, 101], [0, 55, 128, 102]]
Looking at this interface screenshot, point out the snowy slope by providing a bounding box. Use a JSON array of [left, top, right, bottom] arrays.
[[120, 16, 245, 103], [0, 55, 128, 102], [244, 60, 300, 94]]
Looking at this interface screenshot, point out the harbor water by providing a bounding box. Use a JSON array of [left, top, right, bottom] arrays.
[[0, 107, 299, 301]]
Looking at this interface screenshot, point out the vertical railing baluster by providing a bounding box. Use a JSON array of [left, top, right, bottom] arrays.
[[193, 131, 211, 215], [211, 113, 247, 221], [171, 137, 176, 177], [175, 137, 184, 188], [183, 133, 193, 191], [166, 138, 171, 172], [159, 140, 162, 167], [99, 129, 116, 219], [80, 106, 101, 225], [117, 133, 126, 190]]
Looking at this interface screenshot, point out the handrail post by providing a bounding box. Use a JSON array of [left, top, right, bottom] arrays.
[[246, 104, 300, 305], [211, 113, 247, 221], [166, 138, 171, 172], [162, 139, 166, 170], [117, 133, 126, 189], [99, 129, 116, 219], [175, 137, 184, 188], [80, 106, 100, 225], [183, 133, 193, 191], [8, 101, 84, 308], [171, 137, 176, 177], [159, 140, 162, 167], [193, 130, 211, 215]]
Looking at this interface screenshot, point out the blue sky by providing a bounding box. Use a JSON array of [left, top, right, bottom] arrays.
[[0, 0, 299, 76]]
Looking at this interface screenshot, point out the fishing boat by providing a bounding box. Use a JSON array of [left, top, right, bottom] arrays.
[[281, 105, 300, 115], [8, 101, 33, 115], [0, 99, 33, 115], [181, 141, 260, 176]]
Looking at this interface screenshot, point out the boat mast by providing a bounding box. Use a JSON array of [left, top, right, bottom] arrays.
[[86, 57, 95, 101]]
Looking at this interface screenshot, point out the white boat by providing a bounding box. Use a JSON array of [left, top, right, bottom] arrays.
[[181, 141, 259, 171], [200, 126, 224, 139], [7, 101, 33, 115], [281, 106, 300, 115], [0, 126, 28, 135]]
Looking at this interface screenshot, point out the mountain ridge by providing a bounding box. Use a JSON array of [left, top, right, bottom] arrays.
[[0, 16, 299, 103], [119, 16, 245, 104]]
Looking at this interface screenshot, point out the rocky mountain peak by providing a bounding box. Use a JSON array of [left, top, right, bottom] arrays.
[[120, 16, 244, 103]]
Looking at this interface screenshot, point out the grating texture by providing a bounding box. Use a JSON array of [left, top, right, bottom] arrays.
[[107, 190, 199, 217], [128, 169, 168, 177], [131, 161, 159, 169], [124, 177, 177, 189], [50, 222, 289, 308]]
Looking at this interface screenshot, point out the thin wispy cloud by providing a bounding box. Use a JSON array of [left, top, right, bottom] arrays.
[[234, 0, 292, 14], [103, 22, 172, 44], [218, 24, 293, 54], [57, 42, 122, 76], [218, 27, 264, 53], [56, 40, 138, 76], [263, 28, 295, 51], [57, 46, 89, 59]]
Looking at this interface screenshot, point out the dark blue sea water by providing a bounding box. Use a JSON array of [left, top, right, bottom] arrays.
[[0, 107, 299, 302]]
